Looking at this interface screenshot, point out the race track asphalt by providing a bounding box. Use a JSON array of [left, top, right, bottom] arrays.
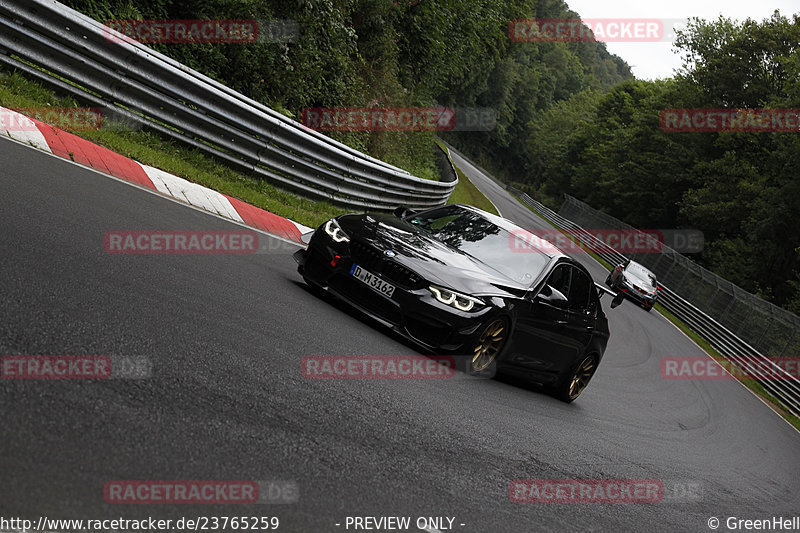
[[1, 136, 798, 532]]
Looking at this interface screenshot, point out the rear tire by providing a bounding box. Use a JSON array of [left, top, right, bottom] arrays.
[[553, 353, 598, 403]]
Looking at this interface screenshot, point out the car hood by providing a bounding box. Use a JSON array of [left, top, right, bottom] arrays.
[[623, 271, 657, 293], [338, 213, 529, 298]]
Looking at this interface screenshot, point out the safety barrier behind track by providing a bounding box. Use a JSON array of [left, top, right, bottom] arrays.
[[507, 187, 800, 418], [0, 0, 456, 210]]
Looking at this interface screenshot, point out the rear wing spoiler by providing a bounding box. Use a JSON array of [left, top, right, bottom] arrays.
[[595, 282, 625, 309]]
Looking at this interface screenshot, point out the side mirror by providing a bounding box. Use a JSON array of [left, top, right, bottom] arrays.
[[393, 206, 416, 219], [595, 281, 625, 309], [536, 286, 569, 309]]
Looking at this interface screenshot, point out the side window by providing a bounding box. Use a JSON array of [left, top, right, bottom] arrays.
[[546, 264, 571, 300], [568, 268, 592, 312], [587, 284, 600, 313]]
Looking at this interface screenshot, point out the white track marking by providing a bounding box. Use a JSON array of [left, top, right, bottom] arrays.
[[140, 163, 244, 223], [0, 107, 52, 152]]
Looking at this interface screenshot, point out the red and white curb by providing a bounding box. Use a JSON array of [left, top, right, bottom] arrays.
[[0, 106, 312, 243]]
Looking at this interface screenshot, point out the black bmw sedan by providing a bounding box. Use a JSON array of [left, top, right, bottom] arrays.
[[294, 204, 623, 402]]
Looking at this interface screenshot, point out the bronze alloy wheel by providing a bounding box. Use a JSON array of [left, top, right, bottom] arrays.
[[567, 354, 597, 400], [472, 318, 506, 372]]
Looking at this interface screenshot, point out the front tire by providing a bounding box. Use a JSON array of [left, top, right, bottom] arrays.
[[464, 317, 508, 378], [553, 353, 598, 403]]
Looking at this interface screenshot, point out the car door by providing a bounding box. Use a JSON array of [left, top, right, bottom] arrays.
[[563, 267, 598, 357], [504, 263, 579, 376]]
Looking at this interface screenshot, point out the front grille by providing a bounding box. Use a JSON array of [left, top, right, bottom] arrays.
[[350, 240, 383, 272], [350, 240, 423, 289], [382, 261, 423, 288], [633, 285, 652, 295], [330, 275, 402, 325]]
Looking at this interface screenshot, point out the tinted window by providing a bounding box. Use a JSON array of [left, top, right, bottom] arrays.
[[546, 264, 571, 300], [568, 268, 592, 312]]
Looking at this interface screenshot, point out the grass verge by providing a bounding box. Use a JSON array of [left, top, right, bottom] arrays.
[[447, 166, 499, 216], [511, 192, 800, 432], [436, 139, 498, 215], [1, 69, 498, 227], [0, 69, 347, 228]]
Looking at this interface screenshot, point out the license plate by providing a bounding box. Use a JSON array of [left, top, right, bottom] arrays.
[[350, 264, 395, 298]]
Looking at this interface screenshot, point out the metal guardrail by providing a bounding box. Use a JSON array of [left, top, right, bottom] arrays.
[[434, 140, 457, 185], [507, 187, 800, 418], [439, 140, 508, 190], [560, 195, 800, 360], [0, 0, 456, 210]]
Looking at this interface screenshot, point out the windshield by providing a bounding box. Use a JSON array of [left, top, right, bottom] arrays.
[[408, 205, 550, 285], [627, 262, 657, 288]]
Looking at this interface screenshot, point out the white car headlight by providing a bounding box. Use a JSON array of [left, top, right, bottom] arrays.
[[429, 285, 484, 312], [324, 219, 350, 243]]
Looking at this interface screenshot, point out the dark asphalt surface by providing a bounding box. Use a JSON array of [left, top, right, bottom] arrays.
[[1, 135, 799, 533]]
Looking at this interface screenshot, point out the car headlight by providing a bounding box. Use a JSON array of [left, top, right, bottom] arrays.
[[324, 219, 350, 243], [429, 285, 484, 312]]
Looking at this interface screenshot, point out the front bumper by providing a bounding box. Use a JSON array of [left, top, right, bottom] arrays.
[[617, 281, 656, 307], [296, 235, 495, 353]]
